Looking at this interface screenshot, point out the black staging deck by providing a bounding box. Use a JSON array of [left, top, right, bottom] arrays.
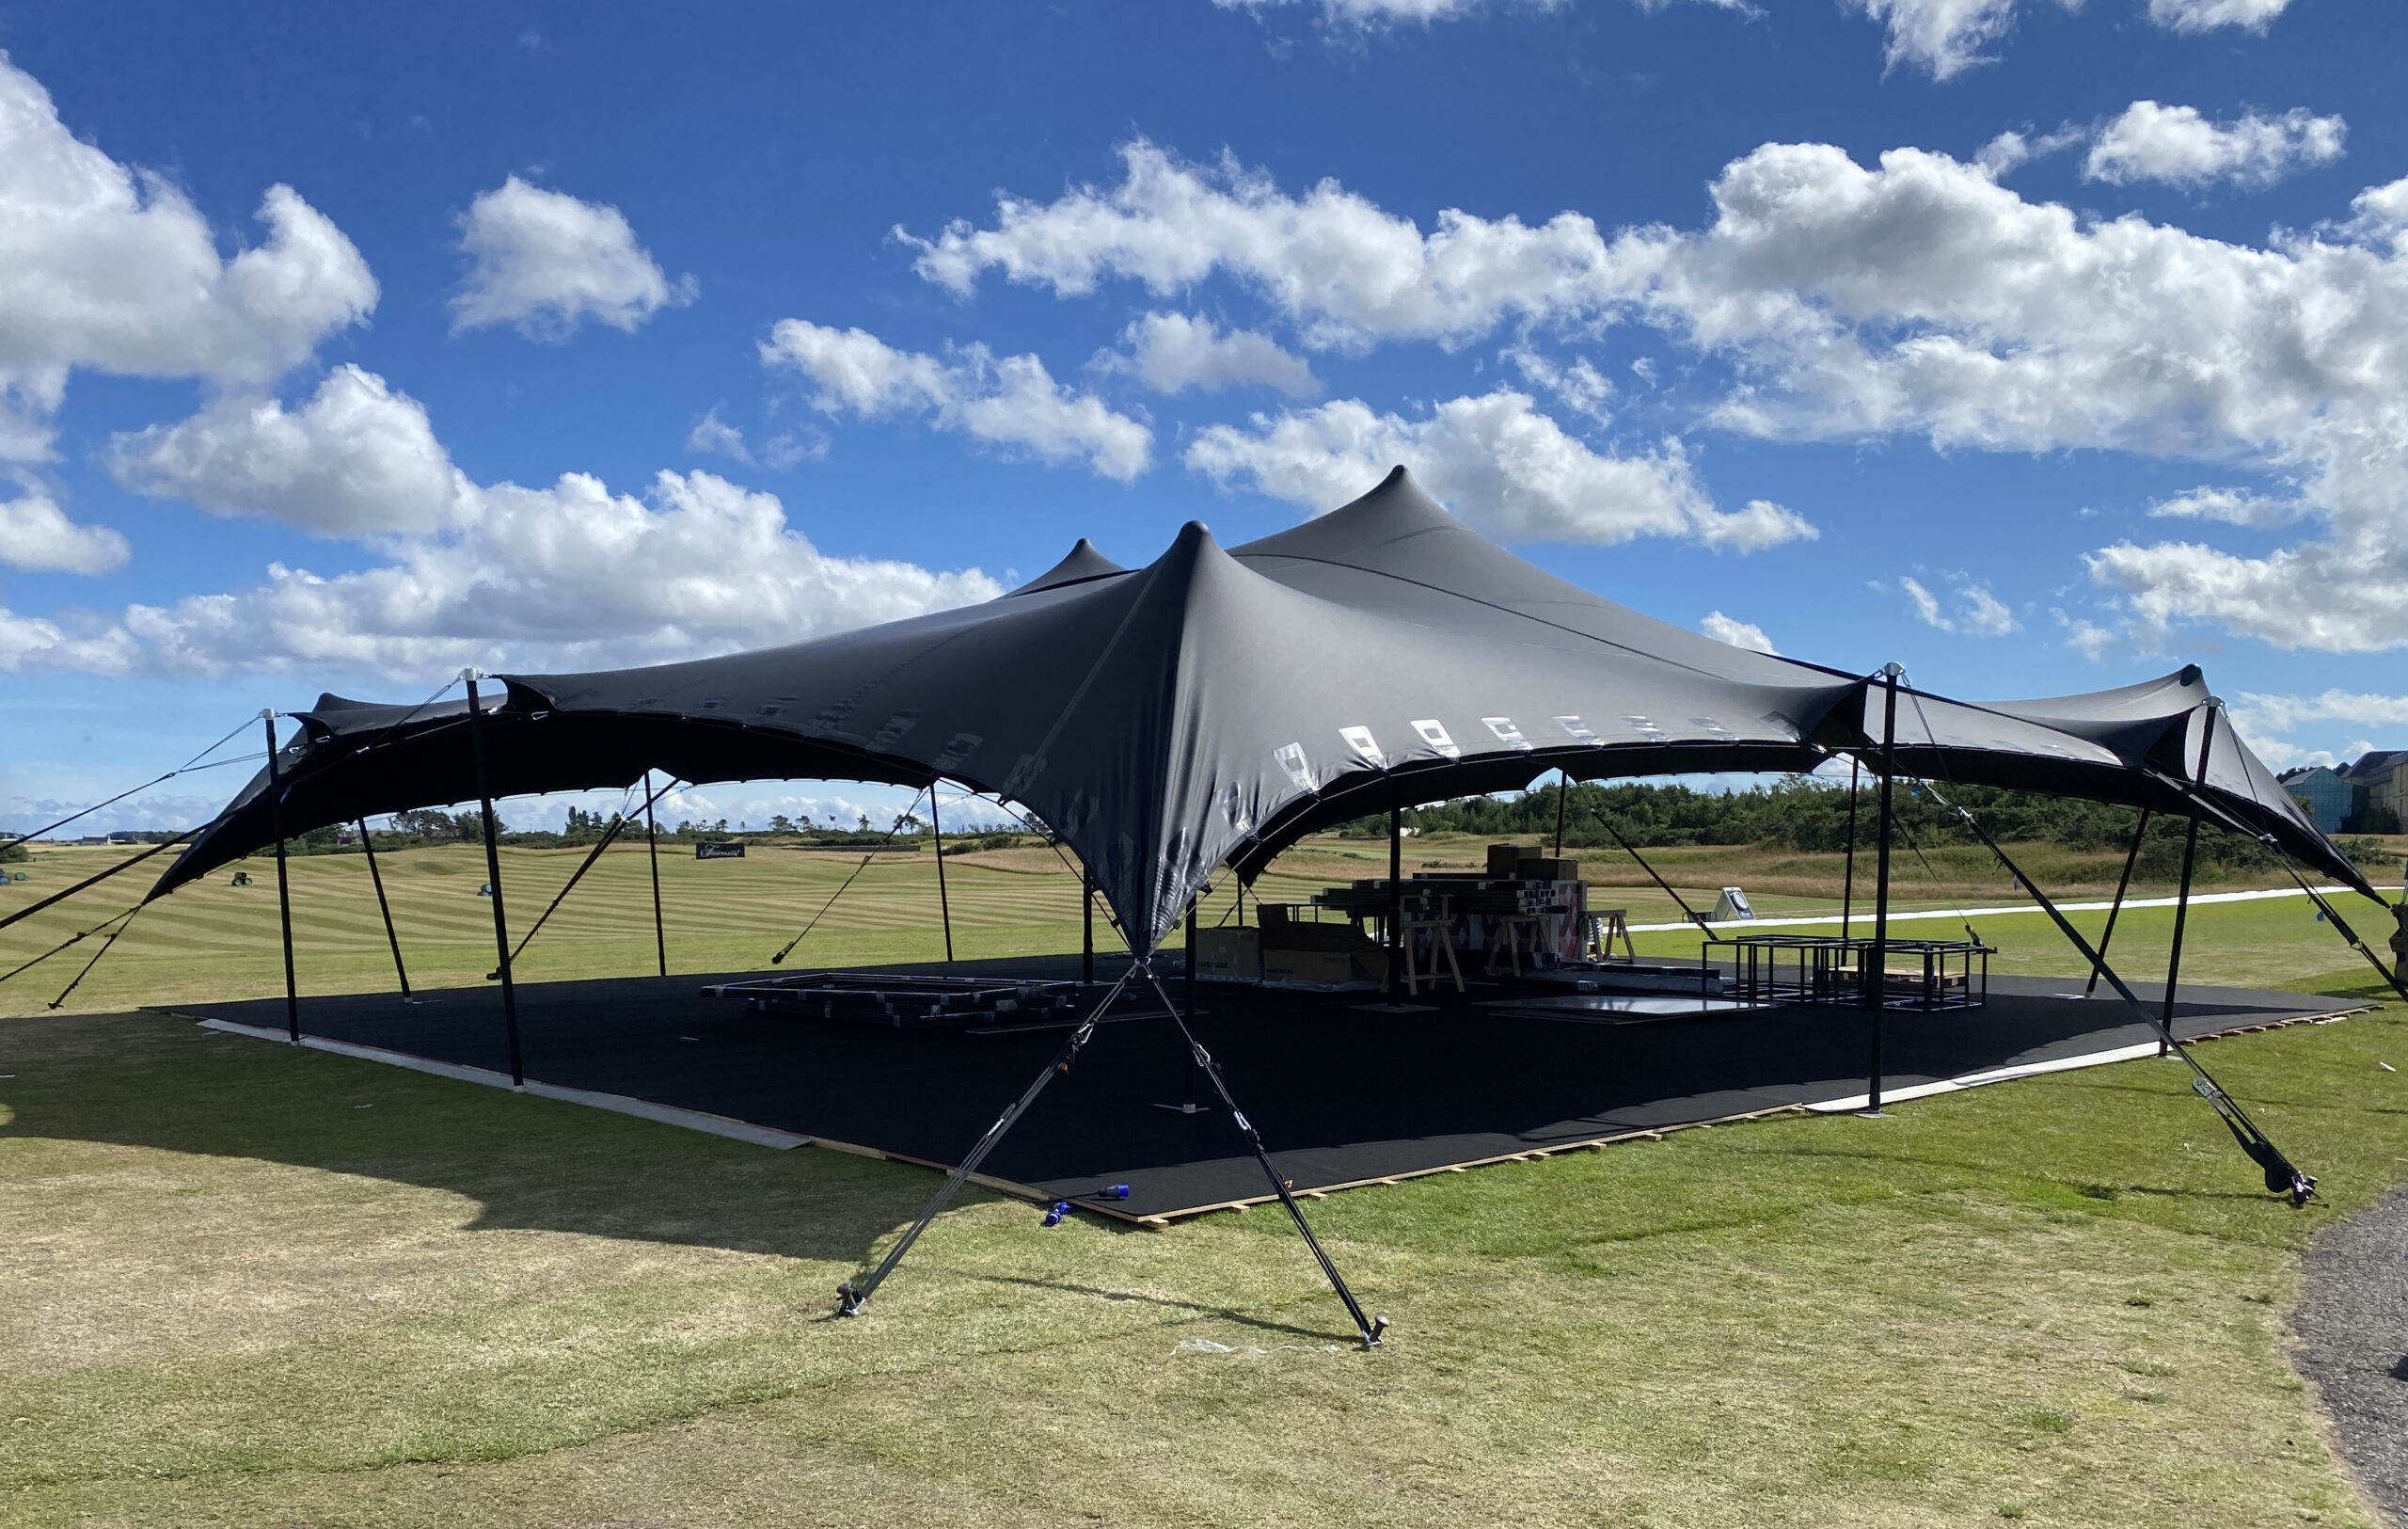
[[165, 958, 2360, 1220]]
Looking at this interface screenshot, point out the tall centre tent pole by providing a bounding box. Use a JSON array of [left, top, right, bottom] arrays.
[[1387, 805, 1404, 995], [2087, 808, 2153, 998], [642, 769, 667, 978], [1864, 666, 1901, 1114], [2159, 710, 2218, 1056], [356, 818, 411, 1001], [263, 709, 301, 1043], [930, 785, 955, 964], [463, 673, 526, 1089]]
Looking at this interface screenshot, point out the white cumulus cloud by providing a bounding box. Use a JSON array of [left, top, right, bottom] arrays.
[[2083, 101, 2345, 191], [1186, 390, 1814, 550], [1702, 611, 1777, 653], [0, 486, 129, 575], [1102, 312, 1319, 398], [760, 320, 1151, 482], [898, 138, 1628, 351], [105, 365, 471, 536], [451, 175, 696, 339], [2144, 0, 2294, 34], [78, 470, 1001, 681], [0, 54, 375, 461], [1899, 574, 2019, 635]]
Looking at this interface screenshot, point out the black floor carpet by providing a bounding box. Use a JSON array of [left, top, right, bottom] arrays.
[[165, 956, 2353, 1219]]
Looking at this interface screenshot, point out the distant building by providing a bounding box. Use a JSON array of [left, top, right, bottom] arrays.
[[2282, 765, 2358, 834], [2349, 750, 2408, 832], [2283, 752, 2408, 835]]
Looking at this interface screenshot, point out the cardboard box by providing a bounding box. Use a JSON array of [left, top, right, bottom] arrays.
[[1487, 842, 1541, 876], [1194, 926, 1260, 981]]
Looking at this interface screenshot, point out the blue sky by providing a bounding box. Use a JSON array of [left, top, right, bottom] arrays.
[[5, 0, 2406, 834]]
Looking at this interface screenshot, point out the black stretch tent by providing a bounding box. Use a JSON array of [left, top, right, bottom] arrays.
[[149, 467, 2374, 942], [122, 464, 2399, 1345]]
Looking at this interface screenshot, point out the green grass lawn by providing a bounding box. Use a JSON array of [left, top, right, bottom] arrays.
[[5, 835, 2406, 1525], [3, 995, 2403, 1526]]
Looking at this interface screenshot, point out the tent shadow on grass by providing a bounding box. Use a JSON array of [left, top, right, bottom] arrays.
[[0, 1010, 946, 1272]]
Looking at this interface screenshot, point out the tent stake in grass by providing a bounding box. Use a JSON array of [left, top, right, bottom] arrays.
[[642, 769, 667, 978], [2088, 807, 2152, 999], [356, 818, 412, 1002], [264, 709, 300, 1044], [463, 673, 526, 1089]]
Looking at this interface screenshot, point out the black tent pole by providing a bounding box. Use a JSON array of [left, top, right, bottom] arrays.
[[642, 769, 667, 978], [1552, 771, 1570, 857], [356, 818, 411, 1002], [1387, 804, 1403, 995], [2160, 712, 2219, 1057], [839, 964, 1143, 1318], [930, 785, 955, 964], [264, 709, 301, 1044], [1865, 666, 1901, 1114], [1082, 867, 1096, 985], [1140, 965, 1388, 1347], [463, 673, 526, 1089], [1184, 907, 1198, 1020], [2087, 808, 2152, 998], [1920, 779, 2315, 1203], [1840, 755, 1860, 941]]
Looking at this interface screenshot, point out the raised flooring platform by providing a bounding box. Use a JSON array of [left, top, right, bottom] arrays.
[[164, 957, 2365, 1222]]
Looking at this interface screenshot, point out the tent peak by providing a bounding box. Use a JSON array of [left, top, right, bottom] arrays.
[[1006, 535, 1130, 597]]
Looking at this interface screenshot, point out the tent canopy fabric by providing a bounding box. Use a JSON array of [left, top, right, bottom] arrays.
[[150, 468, 2374, 945]]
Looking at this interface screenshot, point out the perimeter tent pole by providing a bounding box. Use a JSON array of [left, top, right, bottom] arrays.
[[2158, 710, 2219, 1058], [1552, 771, 1570, 858], [263, 709, 300, 1043], [1840, 756, 1861, 941], [1864, 665, 1901, 1115], [642, 770, 667, 978], [356, 819, 411, 1001], [1387, 805, 1404, 995], [463, 673, 526, 1089], [930, 785, 955, 964], [2087, 808, 2153, 999]]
